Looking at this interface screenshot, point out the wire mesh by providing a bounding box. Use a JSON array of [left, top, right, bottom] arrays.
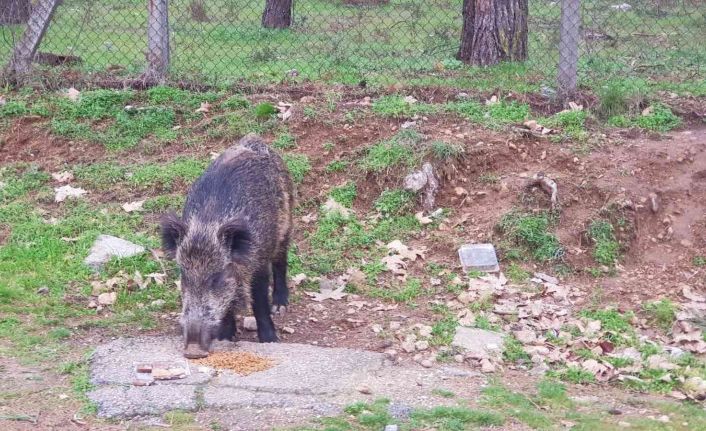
[[0, 0, 702, 86]]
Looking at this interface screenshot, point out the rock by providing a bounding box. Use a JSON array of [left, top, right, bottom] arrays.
[[404, 171, 427, 192], [150, 299, 165, 309], [683, 376, 706, 400], [389, 321, 401, 331], [415, 341, 429, 351], [36, 286, 49, 295], [454, 354, 464, 363], [84, 235, 145, 270], [657, 415, 669, 423], [417, 325, 433, 338], [533, 272, 559, 285], [680, 239, 693, 248], [648, 192, 660, 213], [458, 243, 499, 272], [97, 292, 117, 306], [282, 326, 295, 334], [358, 385, 372, 394], [420, 359, 433, 368], [513, 330, 537, 345], [372, 324, 383, 333], [384, 349, 398, 361], [618, 421, 631, 428], [452, 327, 505, 356], [480, 358, 495, 373], [401, 341, 416, 353], [243, 316, 258, 331], [384, 425, 399, 431]]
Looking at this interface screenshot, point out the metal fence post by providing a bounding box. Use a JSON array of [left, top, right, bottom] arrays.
[[147, 0, 170, 81], [557, 0, 581, 104], [4, 0, 60, 83]]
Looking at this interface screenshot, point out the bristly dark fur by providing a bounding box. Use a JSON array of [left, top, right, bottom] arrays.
[[160, 133, 294, 355]]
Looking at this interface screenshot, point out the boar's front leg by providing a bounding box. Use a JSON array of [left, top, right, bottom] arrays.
[[271, 247, 289, 315], [217, 304, 237, 342], [252, 266, 278, 342]]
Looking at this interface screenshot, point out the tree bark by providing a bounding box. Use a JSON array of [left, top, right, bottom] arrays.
[[557, 0, 581, 103], [457, 0, 528, 66], [0, 0, 31, 25], [4, 0, 60, 82], [146, 0, 170, 81], [262, 0, 292, 29]]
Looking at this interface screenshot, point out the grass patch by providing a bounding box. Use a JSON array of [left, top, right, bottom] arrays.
[[282, 154, 311, 184], [694, 255, 706, 267], [359, 130, 420, 173], [253, 102, 277, 119], [503, 336, 531, 364], [429, 315, 457, 347], [371, 94, 438, 118], [374, 189, 415, 216], [129, 158, 208, 189], [410, 406, 504, 430], [587, 220, 620, 266], [325, 160, 348, 173], [636, 103, 681, 131], [329, 182, 357, 207], [429, 141, 462, 160], [505, 263, 530, 283], [498, 211, 562, 262], [273, 132, 296, 149], [643, 299, 677, 331]]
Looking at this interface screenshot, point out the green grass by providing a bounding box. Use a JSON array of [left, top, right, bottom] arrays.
[[371, 94, 439, 118], [429, 315, 457, 347], [130, 157, 208, 189], [0, 165, 51, 203], [587, 220, 620, 266], [374, 189, 415, 216], [273, 132, 296, 149], [498, 211, 563, 262], [429, 141, 462, 160], [254, 102, 277, 119], [505, 263, 530, 283], [694, 255, 706, 267], [503, 336, 531, 364], [643, 300, 677, 331], [636, 103, 681, 132], [325, 160, 348, 173], [410, 406, 505, 430], [329, 182, 357, 207], [282, 154, 311, 184], [359, 130, 420, 173], [369, 278, 424, 303]]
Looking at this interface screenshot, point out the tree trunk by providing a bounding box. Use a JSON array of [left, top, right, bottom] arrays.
[[0, 0, 31, 25], [262, 0, 292, 29], [457, 0, 528, 66], [146, 0, 170, 81]]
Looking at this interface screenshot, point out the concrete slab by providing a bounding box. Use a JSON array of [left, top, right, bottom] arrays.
[[88, 336, 486, 429]]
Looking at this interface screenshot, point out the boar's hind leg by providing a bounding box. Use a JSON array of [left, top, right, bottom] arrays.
[[271, 247, 289, 314], [216, 304, 237, 341], [252, 267, 278, 342]]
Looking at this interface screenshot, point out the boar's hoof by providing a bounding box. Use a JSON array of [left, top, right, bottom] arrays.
[[271, 305, 288, 316], [183, 344, 209, 359]]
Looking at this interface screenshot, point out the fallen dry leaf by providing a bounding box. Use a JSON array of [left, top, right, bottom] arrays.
[[381, 254, 407, 276], [122, 200, 145, 213], [415, 211, 433, 225], [51, 171, 74, 183], [195, 102, 210, 113], [306, 279, 347, 302], [54, 185, 87, 203], [322, 197, 351, 218], [97, 291, 117, 306], [582, 359, 615, 382], [386, 240, 426, 261], [66, 87, 80, 102], [289, 273, 307, 288]]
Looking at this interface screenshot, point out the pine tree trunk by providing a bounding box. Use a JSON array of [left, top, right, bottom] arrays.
[[262, 0, 292, 29], [457, 0, 528, 66], [0, 0, 31, 25]]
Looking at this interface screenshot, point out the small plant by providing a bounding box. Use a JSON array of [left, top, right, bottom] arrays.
[[272, 132, 295, 149], [282, 154, 311, 184], [498, 211, 563, 262], [432, 388, 456, 398], [359, 131, 420, 173], [588, 220, 620, 266], [322, 141, 334, 152], [643, 299, 676, 331], [374, 189, 415, 216], [411, 406, 504, 429], [502, 336, 531, 364], [329, 182, 357, 208], [325, 160, 348, 173], [692, 255, 705, 267], [429, 315, 457, 346], [554, 366, 596, 384], [253, 102, 277, 120], [221, 95, 249, 109], [597, 80, 646, 119], [636, 103, 681, 132], [479, 172, 499, 184], [505, 263, 530, 283], [429, 141, 461, 160]]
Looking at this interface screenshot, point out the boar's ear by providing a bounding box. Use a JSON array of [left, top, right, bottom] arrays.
[[217, 220, 251, 260], [160, 212, 187, 257]]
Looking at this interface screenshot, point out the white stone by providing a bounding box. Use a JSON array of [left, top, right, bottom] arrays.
[[84, 235, 145, 270]]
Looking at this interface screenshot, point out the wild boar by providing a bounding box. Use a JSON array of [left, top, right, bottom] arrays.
[[160, 134, 294, 359]]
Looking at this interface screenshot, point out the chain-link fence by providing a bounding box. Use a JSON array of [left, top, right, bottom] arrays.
[[0, 0, 704, 89]]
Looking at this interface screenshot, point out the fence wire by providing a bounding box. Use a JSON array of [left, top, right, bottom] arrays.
[[0, 0, 703, 87]]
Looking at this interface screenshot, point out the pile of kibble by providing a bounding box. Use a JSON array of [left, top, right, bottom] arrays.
[[191, 351, 274, 375]]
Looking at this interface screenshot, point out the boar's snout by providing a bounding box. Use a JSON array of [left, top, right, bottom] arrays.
[[182, 321, 214, 359]]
